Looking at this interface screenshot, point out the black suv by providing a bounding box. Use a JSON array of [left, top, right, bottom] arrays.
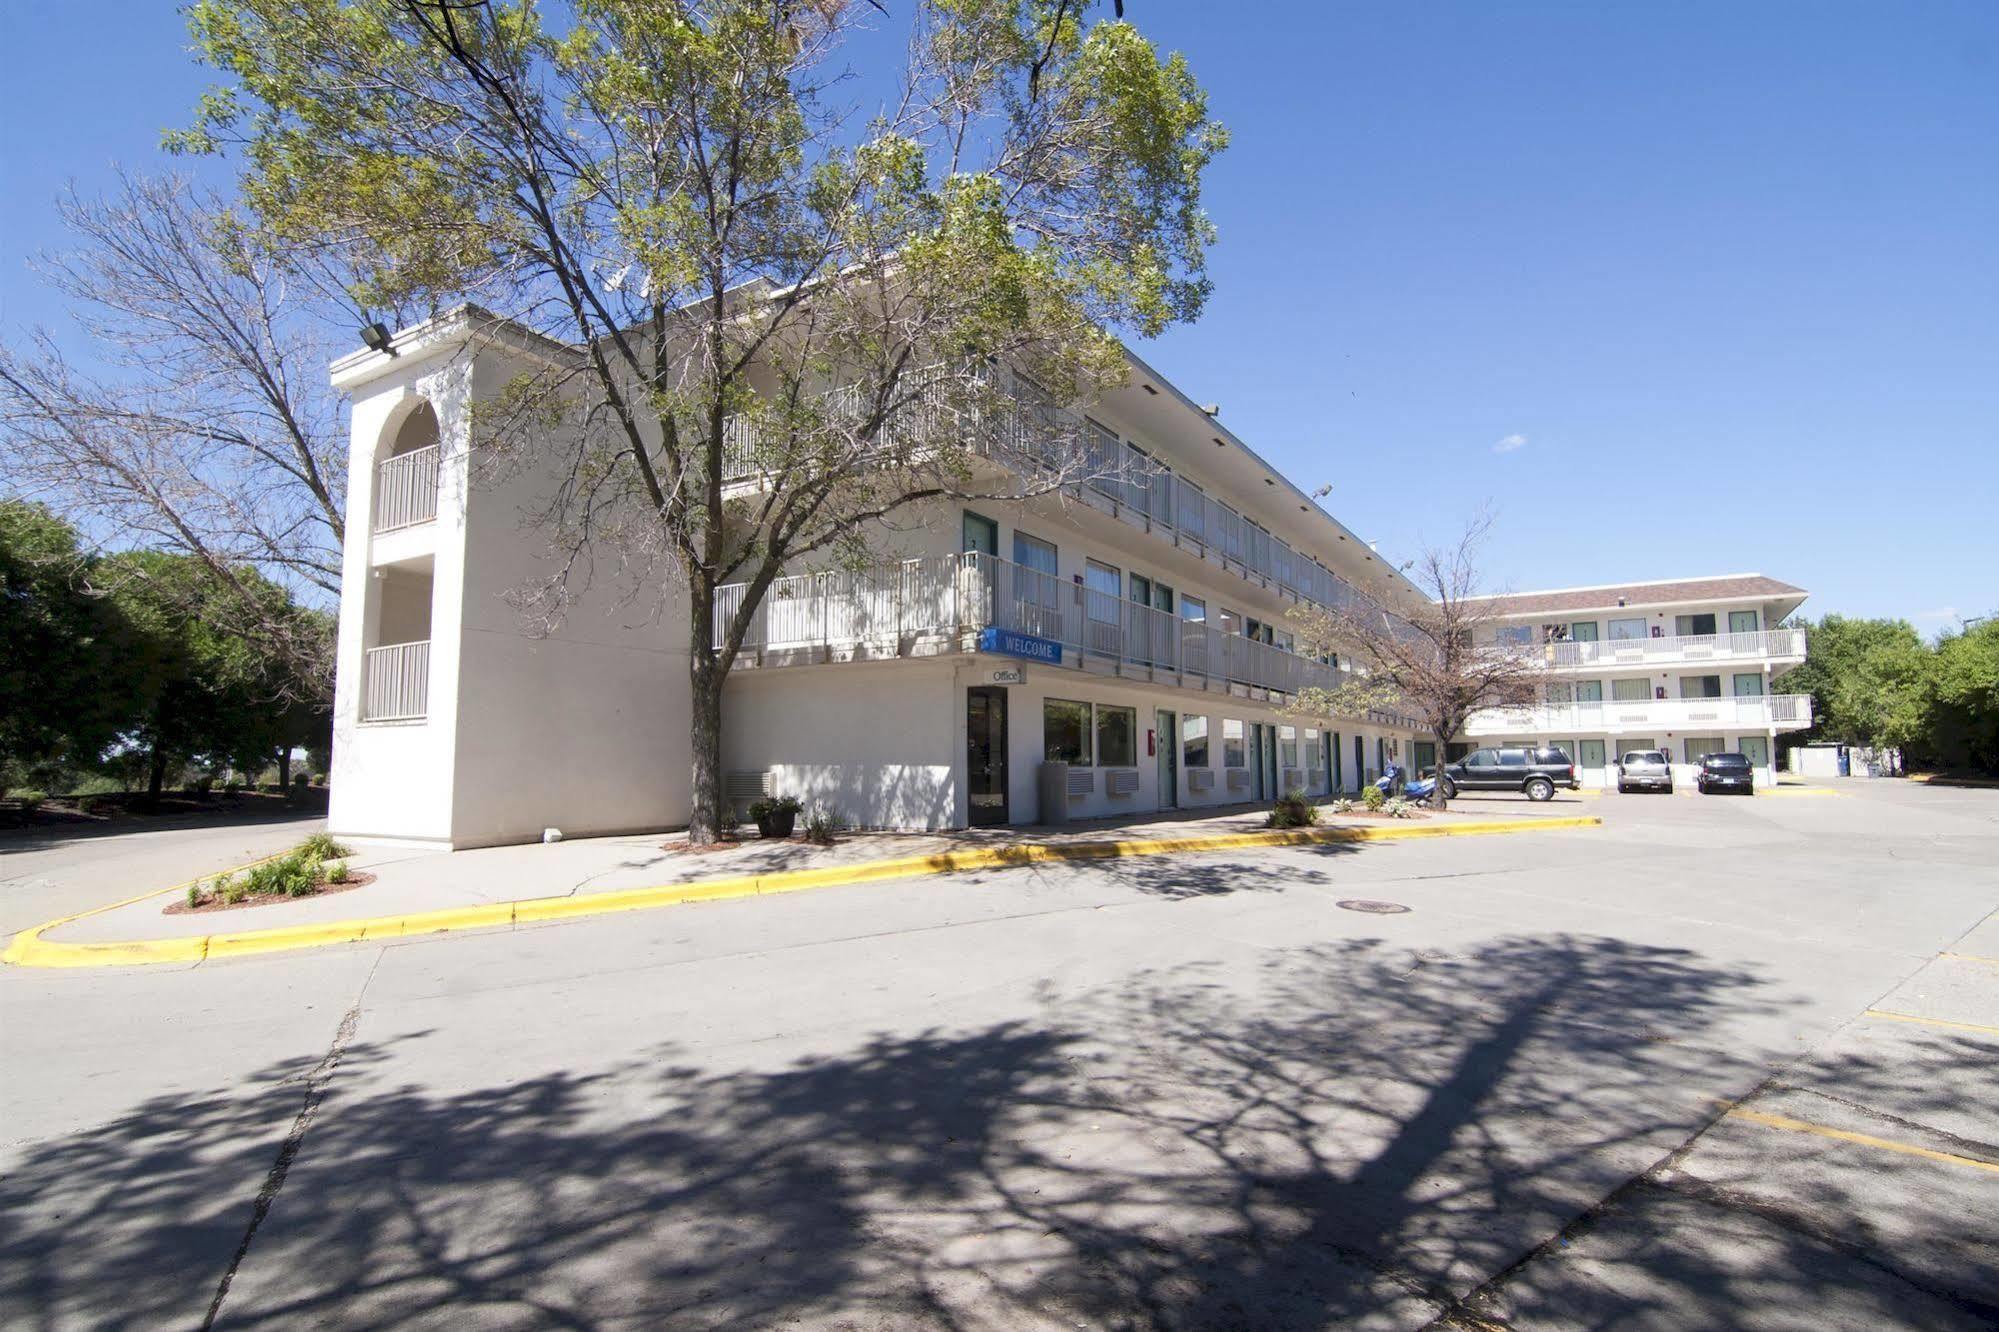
[[1440, 747, 1578, 802], [1697, 751, 1755, 795]]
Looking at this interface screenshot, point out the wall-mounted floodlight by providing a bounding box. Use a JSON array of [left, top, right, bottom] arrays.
[[360, 322, 397, 356]]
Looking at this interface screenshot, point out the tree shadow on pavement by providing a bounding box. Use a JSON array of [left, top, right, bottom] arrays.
[[10, 932, 1979, 1329]]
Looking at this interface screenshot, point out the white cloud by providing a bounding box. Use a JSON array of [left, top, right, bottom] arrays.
[[1493, 433, 1527, 454]]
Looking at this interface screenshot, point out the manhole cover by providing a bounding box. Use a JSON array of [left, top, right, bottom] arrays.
[[1336, 899, 1411, 915]]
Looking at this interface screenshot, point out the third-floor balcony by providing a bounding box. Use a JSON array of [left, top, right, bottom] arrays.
[[373, 444, 440, 533], [1503, 627, 1807, 673], [714, 551, 1417, 729], [1464, 693, 1814, 737]]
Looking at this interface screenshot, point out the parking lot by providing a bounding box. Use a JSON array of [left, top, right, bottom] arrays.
[[3, 779, 1995, 1329]]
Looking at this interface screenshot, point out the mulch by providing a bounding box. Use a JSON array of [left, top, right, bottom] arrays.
[[163, 871, 376, 916]]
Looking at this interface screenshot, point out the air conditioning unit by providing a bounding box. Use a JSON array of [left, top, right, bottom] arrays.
[[1186, 768, 1215, 793], [1107, 769, 1140, 797], [1066, 768, 1096, 796], [1226, 769, 1251, 791]]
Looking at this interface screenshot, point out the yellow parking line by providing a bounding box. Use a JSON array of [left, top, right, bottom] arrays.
[[1941, 953, 1999, 967], [1727, 1107, 1999, 1175], [1863, 1009, 1999, 1039]]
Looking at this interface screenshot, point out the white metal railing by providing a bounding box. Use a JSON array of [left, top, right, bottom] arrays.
[[1463, 693, 1813, 737], [1501, 627, 1807, 670], [713, 365, 1370, 621], [362, 640, 430, 721], [373, 445, 440, 532], [715, 552, 1415, 725]]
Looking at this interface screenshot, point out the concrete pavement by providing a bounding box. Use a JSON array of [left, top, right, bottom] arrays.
[[2, 781, 1995, 1328]]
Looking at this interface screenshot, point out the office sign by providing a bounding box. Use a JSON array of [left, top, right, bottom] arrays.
[[989, 665, 1026, 685], [977, 626, 1062, 665]]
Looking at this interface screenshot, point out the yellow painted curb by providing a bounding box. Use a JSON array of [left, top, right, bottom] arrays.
[[3, 814, 1601, 969]]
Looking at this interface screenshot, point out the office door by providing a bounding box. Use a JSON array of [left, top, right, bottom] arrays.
[[966, 687, 1008, 826], [1155, 709, 1176, 809]]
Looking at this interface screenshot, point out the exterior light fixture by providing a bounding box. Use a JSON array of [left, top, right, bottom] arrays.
[[360, 321, 397, 356], [1201, 403, 1220, 416], [1140, 383, 1158, 395]]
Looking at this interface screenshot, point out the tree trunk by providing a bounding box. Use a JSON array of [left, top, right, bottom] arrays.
[[277, 746, 292, 792], [687, 653, 727, 843], [1432, 727, 1451, 810], [147, 745, 168, 806]]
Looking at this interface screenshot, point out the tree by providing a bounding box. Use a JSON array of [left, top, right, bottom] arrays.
[[0, 172, 348, 701], [1778, 614, 1936, 758], [0, 502, 132, 787], [1924, 619, 1999, 773], [177, 0, 1226, 839], [1283, 517, 1537, 809]]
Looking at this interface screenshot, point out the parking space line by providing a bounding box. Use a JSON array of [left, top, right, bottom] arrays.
[[1863, 1009, 1999, 1039], [1726, 1107, 1999, 1176], [1940, 952, 1999, 967]]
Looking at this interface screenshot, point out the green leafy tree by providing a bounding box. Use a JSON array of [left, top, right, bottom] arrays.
[[1929, 620, 1999, 773], [1780, 614, 1937, 758], [0, 502, 132, 788], [176, 0, 1225, 840]]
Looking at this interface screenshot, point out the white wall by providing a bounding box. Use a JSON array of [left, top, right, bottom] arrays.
[[722, 661, 959, 829]]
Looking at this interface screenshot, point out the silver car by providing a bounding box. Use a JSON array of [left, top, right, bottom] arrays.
[[1617, 749, 1674, 794]]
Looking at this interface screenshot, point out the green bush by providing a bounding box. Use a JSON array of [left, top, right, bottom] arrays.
[[1361, 783, 1386, 812], [325, 859, 350, 884], [187, 883, 203, 909], [1329, 797, 1356, 815], [1383, 798, 1415, 819], [298, 832, 352, 862], [1266, 788, 1318, 828], [223, 879, 247, 905], [747, 795, 803, 820], [804, 809, 844, 845]]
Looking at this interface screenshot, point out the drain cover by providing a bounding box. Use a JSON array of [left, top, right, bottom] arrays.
[[1336, 899, 1411, 915]]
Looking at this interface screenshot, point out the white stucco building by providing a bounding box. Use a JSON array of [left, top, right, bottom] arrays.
[[1456, 575, 1815, 787], [326, 308, 1426, 848]]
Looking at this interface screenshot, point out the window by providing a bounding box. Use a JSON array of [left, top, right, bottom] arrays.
[[1465, 749, 1497, 768], [1612, 677, 1652, 702], [1495, 625, 1534, 646], [1044, 699, 1092, 765], [1012, 531, 1057, 575], [1546, 682, 1574, 704], [1183, 715, 1209, 768], [1571, 621, 1600, 642], [1273, 629, 1294, 653], [1684, 736, 1727, 764], [1621, 741, 1657, 760], [1680, 675, 1722, 699], [1499, 750, 1529, 767], [1575, 680, 1604, 702], [1411, 740, 1435, 773], [1304, 729, 1322, 776], [1084, 559, 1121, 601], [1218, 606, 1242, 635], [963, 511, 998, 556], [1084, 561, 1122, 643], [1181, 595, 1207, 622], [1729, 609, 1759, 634], [1011, 532, 1060, 634], [1733, 673, 1764, 697], [1096, 704, 1137, 767], [1675, 613, 1718, 637], [1279, 725, 1299, 769], [1223, 718, 1246, 768], [1608, 617, 1648, 641]]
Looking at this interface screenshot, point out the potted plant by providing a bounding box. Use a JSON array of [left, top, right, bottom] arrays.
[[747, 794, 802, 840]]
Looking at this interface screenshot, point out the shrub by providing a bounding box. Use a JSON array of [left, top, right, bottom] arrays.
[[193, 774, 216, 796], [1266, 788, 1318, 828], [298, 832, 352, 862], [325, 859, 350, 884], [1383, 798, 1415, 819], [223, 879, 248, 905], [1330, 797, 1356, 815], [804, 809, 844, 845], [15, 790, 46, 815], [187, 883, 203, 909], [1361, 783, 1386, 812], [747, 795, 803, 821]]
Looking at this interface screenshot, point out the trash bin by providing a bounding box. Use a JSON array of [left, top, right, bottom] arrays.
[[1037, 762, 1072, 826]]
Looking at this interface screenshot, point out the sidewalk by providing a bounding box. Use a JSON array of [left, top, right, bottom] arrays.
[[13, 798, 1600, 965]]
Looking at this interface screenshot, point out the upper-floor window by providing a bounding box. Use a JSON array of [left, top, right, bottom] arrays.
[[1675, 613, 1718, 637], [1495, 625, 1534, 647], [1218, 606, 1242, 635], [1570, 621, 1599, 642], [1181, 595, 1207, 623], [1608, 617, 1648, 641], [1729, 610, 1759, 634]]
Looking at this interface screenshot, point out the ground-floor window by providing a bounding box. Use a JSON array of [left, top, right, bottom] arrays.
[[1096, 704, 1137, 767], [1304, 729, 1322, 780], [1044, 699, 1092, 765], [1223, 718, 1245, 768], [1413, 740, 1436, 773], [1279, 725, 1299, 770], [1684, 736, 1727, 764], [1183, 715, 1209, 768]]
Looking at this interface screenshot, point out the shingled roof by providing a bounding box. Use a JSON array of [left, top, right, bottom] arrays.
[[1466, 575, 1808, 618]]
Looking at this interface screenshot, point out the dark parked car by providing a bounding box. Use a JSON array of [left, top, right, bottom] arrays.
[[1697, 751, 1755, 795], [1617, 749, 1674, 794], [1439, 747, 1578, 802]]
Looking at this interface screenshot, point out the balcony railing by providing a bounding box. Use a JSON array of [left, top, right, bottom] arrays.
[[717, 367, 1367, 621], [1464, 693, 1813, 737], [715, 552, 1415, 727], [373, 444, 440, 532], [1503, 627, 1807, 670], [362, 640, 430, 721]]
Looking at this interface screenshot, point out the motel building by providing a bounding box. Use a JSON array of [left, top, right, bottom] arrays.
[[1456, 576, 1815, 788], [327, 308, 1428, 850]]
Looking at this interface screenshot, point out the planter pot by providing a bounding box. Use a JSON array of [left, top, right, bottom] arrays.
[[755, 810, 797, 839]]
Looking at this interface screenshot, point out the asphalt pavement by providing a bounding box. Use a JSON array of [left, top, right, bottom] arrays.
[[2, 781, 1994, 1329]]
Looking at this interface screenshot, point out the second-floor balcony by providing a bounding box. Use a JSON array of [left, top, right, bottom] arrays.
[[715, 552, 1417, 728], [361, 639, 431, 722], [1464, 693, 1813, 737], [373, 444, 440, 533], [1503, 627, 1807, 672]]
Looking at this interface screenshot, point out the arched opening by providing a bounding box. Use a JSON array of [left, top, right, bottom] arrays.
[[374, 398, 442, 533]]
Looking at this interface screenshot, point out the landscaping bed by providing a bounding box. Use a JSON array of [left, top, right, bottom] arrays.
[[164, 834, 370, 915]]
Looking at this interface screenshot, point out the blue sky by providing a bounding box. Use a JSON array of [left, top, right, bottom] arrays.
[[3, 2, 1995, 628]]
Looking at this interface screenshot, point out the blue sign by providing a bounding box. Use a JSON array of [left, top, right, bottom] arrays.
[[978, 626, 1062, 664]]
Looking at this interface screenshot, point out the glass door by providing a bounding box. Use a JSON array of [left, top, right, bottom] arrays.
[[966, 687, 1008, 826], [1155, 709, 1176, 809]]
